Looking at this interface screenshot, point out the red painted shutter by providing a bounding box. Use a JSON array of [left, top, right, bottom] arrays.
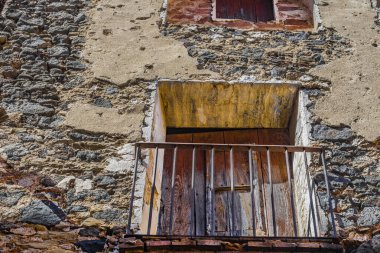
[[255, 0, 275, 22], [215, 0, 274, 22], [216, 0, 228, 19]]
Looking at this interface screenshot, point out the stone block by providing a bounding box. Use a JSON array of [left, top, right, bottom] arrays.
[[312, 125, 354, 142], [358, 207, 380, 227], [19, 200, 64, 227]]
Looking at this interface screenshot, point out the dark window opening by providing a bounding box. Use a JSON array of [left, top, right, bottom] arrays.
[[215, 0, 275, 22]]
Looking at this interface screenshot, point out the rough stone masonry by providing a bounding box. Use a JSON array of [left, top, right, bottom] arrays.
[[0, 0, 379, 252]]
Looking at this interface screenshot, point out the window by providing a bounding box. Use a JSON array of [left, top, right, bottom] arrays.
[[166, 0, 315, 30]]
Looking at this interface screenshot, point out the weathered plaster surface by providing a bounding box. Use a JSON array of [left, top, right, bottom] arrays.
[[312, 0, 380, 141], [65, 102, 143, 137], [82, 0, 217, 85]]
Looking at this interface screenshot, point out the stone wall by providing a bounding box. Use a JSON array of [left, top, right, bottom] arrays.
[[0, 0, 152, 250], [164, 25, 348, 80], [0, 0, 379, 251]]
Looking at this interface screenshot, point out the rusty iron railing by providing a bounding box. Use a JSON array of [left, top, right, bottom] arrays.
[[127, 142, 337, 238]]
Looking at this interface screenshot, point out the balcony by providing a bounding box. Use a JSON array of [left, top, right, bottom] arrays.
[[121, 142, 342, 252]]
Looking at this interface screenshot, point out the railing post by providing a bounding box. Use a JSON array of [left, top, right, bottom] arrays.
[[169, 146, 178, 235], [248, 148, 256, 237], [321, 150, 337, 237], [266, 148, 276, 237], [190, 146, 197, 236], [210, 147, 216, 236], [230, 147, 236, 236], [303, 149, 318, 237], [147, 146, 159, 235], [127, 145, 140, 234], [285, 149, 298, 237]]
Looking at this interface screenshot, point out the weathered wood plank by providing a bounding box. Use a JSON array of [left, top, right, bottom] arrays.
[[160, 133, 193, 235], [193, 131, 229, 236], [223, 129, 264, 236], [257, 129, 294, 237], [192, 134, 207, 235]]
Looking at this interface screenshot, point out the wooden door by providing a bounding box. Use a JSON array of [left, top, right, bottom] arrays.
[[158, 129, 293, 236]]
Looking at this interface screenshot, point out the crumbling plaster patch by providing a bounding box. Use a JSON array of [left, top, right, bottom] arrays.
[[64, 102, 143, 139], [312, 0, 380, 141], [83, 0, 218, 85]]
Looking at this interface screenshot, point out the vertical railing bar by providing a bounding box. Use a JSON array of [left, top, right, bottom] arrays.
[[248, 148, 256, 237], [210, 147, 216, 236], [312, 180, 322, 235], [190, 146, 197, 236], [285, 149, 298, 237], [303, 149, 318, 237], [311, 181, 321, 229], [266, 148, 276, 237], [147, 146, 159, 235], [168, 146, 178, 236], [261, 173, 269, 234], [127, 145, 140, 234], [321, 150, 337, 237], [307, 212, 311, 237], [230, 147, 235, 236]]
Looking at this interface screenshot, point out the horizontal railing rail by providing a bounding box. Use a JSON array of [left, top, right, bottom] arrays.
[[135, 142, 323, 152], [127, 142, 336, 239]]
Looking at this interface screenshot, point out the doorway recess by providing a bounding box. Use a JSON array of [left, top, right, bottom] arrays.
[[140, 80, 318, 237]]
